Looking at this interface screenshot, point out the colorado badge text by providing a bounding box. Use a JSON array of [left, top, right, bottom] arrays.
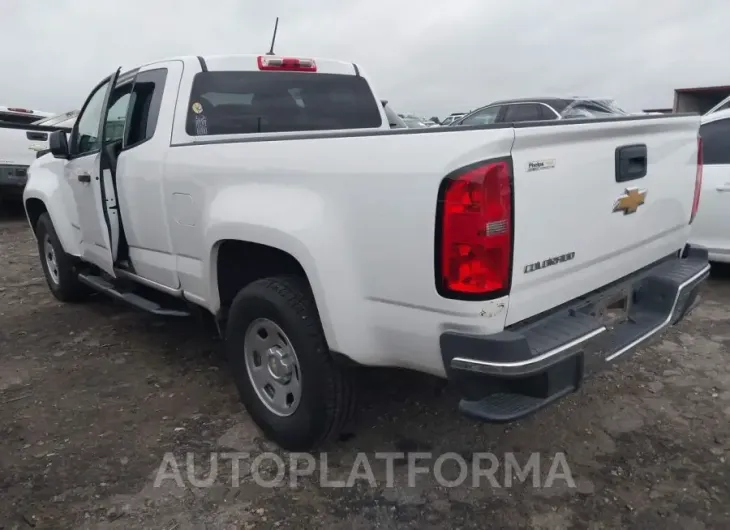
[[524, 252, 576, 274]]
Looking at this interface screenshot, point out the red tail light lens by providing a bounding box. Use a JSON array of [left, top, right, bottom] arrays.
[[690, 136, 703, 224], [257, 56, 317, 72], [436, 158, 513, 298]]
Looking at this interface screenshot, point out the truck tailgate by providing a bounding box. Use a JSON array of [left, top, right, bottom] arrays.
[[0, 125, 49, 167], [505, 116, 701, 326]]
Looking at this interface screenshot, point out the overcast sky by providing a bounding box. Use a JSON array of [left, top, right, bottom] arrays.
[[2, 0, 728, 118]]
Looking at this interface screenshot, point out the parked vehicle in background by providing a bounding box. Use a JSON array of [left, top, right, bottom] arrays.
[[390, 112, 432, 128], [24, 53, 708, 452], [0, 106, 55, 125], [688, 109, 730, 263], [452, 97, 627, 126], [0, 111, 73, 205], [382, 100, 407, 128], [402, 116, 428, 128], [33, 110, 79, 128], [440, 113, 466, 126]]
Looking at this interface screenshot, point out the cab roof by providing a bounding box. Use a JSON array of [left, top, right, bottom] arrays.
[[128, 54, 361, 77]]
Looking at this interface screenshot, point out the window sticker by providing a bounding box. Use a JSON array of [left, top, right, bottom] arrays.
[[195, 115, 208, 135]]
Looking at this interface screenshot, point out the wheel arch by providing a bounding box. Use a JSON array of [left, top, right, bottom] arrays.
[[212, 239, 339, 348]]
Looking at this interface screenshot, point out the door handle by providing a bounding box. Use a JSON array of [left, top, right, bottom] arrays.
[[615, 144, 648, 182], [717, 186, 730, 192], [26, 131, 48, 141], [77, 173, 91, 183]]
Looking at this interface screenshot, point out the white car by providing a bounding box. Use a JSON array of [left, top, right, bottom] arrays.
[[688, 109, 730, 262], [24, 53, 708, 450]]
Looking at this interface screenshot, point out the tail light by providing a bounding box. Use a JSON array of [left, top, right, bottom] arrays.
[[436, 158, 513, 298], [690, 135, 703, 224], [8, 107, 33, 114], [257, 56, 317, 72]]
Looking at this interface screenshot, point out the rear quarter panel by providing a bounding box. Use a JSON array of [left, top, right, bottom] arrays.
[[163, 127, 515, 374]]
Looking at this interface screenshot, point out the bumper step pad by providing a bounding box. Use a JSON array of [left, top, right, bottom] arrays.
[[447, 248, 710, 423]]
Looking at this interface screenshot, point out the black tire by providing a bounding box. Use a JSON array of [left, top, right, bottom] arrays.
[[35, 213, 90, 302], [225, 276, 356, 451]]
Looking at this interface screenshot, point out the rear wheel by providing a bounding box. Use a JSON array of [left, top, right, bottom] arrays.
[[35, 213, 90, 302], [225, 276, 356, 450]]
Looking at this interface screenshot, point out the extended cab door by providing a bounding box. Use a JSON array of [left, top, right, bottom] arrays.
[[692, 116, 730, 261], [65, 69, 125, 276]]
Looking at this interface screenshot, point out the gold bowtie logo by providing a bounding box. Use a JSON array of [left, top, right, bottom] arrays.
[[613, 187, 647, 215]]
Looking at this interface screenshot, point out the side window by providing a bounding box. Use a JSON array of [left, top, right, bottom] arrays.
[[538, 105, 559, 120], [459, 106, 501, 126], [105, 91, 132, 144], [73, 80, 110, 156], [504, 104, 542, 122], [124, 68, 168, 147], [700, 119, 730, 165]]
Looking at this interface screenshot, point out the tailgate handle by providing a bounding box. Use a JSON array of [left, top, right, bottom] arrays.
[[615, 144, 647, 182], [26, 131, 48, 141]]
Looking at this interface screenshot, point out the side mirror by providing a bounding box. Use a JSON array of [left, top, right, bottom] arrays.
[[49, 130, 69, 159]]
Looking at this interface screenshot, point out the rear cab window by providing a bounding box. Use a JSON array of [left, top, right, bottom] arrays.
[[185, 67, 383, 136], [0, 112, 43, 125]]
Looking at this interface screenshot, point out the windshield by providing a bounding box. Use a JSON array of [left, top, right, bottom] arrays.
[[561, 99, 628, 119]]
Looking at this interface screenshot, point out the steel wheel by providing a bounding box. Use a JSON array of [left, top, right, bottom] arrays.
[[243, 317, 302, 417], [43, 233, 60, 285]]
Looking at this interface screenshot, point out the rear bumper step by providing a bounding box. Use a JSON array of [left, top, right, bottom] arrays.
[[441, 246, 710, 423]]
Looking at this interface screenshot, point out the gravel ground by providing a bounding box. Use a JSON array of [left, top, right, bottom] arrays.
[[1, 209, 730, 530]]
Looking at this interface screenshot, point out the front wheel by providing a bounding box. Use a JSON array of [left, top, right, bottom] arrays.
[[225, 276, 356, 451], [35, 213, 90, 302]]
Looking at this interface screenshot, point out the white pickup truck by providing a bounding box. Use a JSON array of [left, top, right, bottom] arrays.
[[23, 53, 709, 450]]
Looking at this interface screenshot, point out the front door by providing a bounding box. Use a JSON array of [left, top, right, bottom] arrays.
[[65, 69, 121, 276]]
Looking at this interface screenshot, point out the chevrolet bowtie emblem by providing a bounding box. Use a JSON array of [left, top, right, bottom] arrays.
[[613, 187, 647, 215]]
